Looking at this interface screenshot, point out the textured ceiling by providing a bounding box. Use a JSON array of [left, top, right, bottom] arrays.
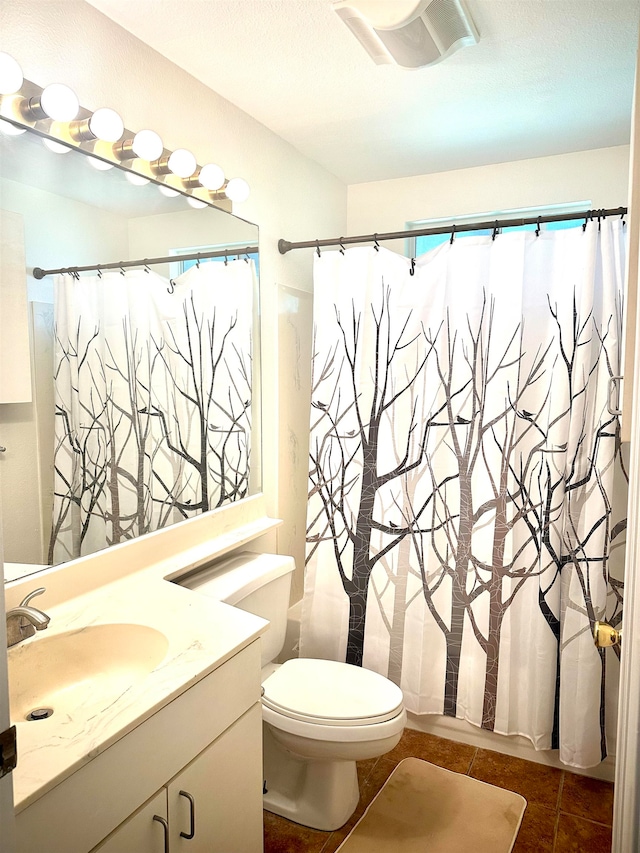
[[86, 0, 640, 184]]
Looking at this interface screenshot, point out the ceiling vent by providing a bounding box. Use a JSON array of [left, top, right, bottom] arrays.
[[332, 0, 479, 69]]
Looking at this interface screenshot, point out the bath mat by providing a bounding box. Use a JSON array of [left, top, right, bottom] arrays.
[[336, 757, 526, 853]]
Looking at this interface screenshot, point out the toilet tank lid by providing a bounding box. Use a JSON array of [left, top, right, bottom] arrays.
[[178, 551, 295, 605]]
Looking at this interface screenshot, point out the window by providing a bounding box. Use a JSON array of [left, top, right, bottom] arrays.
[[407, 202, 590, 257]]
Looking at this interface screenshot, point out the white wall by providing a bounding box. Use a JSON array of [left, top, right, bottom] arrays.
[[0, 1, 347, 594]]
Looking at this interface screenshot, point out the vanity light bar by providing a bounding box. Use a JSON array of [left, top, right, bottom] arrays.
[[0, 53, 250, 209]]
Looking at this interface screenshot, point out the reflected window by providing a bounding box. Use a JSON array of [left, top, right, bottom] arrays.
[[172, 244, 260, 278]]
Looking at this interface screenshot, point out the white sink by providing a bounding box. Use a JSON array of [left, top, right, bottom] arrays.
[[8, 623, 169, 724]]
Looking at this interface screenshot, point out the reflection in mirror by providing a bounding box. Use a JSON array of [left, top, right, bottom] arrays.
[[0, 125, 260, 583]]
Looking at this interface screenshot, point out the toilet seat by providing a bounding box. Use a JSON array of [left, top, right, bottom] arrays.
[[262, 658, 404, 726]]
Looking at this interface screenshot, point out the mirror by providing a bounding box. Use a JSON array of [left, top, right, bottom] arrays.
[[0, 125, 260, 583]]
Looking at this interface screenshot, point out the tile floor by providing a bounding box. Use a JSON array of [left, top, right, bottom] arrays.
[[263, 728, 614, 853]]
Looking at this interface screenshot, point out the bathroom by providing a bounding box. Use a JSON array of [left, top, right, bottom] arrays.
[[0, 1, 639, 851]]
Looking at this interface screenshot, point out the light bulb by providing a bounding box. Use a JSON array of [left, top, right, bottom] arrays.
[[125, 171, 150, 186], [113, 129, 163, 162], [0, 53, 23, 95], [187, 197, 207, 209], [167, 148, 197, 178], [131, 129, 163, 161], [88, 108, 124, 142], [198, 163, 225, 191], [0, 118, 26, 136], [225, 177, 250, 203], [159, 185, 180, 197], [70, 107, 125, 143], [40, 84, 79, 121], [42, 137, 71, 154], [87, 156, 114, 171]]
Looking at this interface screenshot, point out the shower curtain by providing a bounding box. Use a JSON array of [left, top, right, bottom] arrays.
[[49, 260, 254, 563], [301, 220, 627, 768]]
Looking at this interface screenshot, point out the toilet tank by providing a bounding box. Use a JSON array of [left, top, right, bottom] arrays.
[[179, 552, 295, 667]]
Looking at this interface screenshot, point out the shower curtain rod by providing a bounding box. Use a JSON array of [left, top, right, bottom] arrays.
[[277, 207, 628, 255], [32, 245, 260, 280]]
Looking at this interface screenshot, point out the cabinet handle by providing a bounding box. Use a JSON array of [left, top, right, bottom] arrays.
[[153, 815, 169, 853], [607, 375, 623, 416], [179, 789, 196, 840]]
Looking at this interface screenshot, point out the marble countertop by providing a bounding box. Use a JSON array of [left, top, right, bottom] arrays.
[[9, 565, 267, 813]]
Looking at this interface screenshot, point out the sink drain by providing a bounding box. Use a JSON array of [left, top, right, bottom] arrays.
[[26, 708, 54, 721]]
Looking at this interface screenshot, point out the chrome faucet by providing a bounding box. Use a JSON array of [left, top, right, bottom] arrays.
[[6, 587, 51, 648]]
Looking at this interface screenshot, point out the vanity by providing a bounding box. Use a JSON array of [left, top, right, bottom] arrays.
[[6, 497, 279, 853]]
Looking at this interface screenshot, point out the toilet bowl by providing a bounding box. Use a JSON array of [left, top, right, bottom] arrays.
[[261, 657, 406, 830], [179, 552, 406, 831]]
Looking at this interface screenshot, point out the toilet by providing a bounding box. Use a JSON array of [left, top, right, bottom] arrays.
[[180, 551, 406, 831]]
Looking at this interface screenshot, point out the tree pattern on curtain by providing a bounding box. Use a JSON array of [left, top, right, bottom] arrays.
[[302, 222, 627, 768], [49, 261, 254, 563]]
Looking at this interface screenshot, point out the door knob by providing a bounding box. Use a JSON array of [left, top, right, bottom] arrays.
[[593, 621, 622, 648]]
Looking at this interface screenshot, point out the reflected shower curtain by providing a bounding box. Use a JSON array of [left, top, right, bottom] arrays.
[[50, 260, 254, 563], [301, 221, 627, 768]]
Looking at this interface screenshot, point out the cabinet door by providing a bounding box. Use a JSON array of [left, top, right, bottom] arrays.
[[168, 703, 263, 853], [91, 790, 168, 853]]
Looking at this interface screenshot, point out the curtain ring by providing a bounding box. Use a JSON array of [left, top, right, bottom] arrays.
[[582, 211, 590, 232], [167, 278, 176, 294], [492, 221, 499, 241], [196, 256, 200, 268], [244, 248, 251, 262], [316, 240, 321, 258], [339, 237, 345, 255], [450, 224, 456, 245], [224, 253, 228, 266], [373, 233, 380, 251], [120, 264, 126, 276], [409, 257, 416, 276], [535, 217, 541, 237], [598, 209, 603, 231], [96, 264, 102, 279]]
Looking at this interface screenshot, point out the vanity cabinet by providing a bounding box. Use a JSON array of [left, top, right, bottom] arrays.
[[15, 640, 265, 853], [92, 704, 263, 853]]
